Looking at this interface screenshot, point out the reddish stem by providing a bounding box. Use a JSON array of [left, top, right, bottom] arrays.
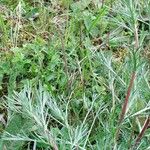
[[115, 72, 136, 141], [132, 117, 150, 149], [119, 72, 136, 124]]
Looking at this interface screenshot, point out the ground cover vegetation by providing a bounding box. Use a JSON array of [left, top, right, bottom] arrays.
[[0, 0, 150, 149]]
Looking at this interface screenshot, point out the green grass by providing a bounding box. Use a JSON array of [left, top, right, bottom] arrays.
[[0, 0, 150, 149]]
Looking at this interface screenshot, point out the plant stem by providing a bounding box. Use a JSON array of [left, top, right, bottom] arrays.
[[119, 72, 136, 124], [134, 24, 139, 50], [115, 71, 136, 141], [132, 117, 150, 149]]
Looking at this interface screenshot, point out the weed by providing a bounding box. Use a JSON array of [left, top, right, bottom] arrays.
[[0, 0, 150, 149]]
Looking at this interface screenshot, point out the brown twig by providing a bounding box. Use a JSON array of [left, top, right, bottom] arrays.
[[115, 71, 136, 141], [115, 18, 139, 144], [132, 117, 150, 150], [119, 72, 136, 124]]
